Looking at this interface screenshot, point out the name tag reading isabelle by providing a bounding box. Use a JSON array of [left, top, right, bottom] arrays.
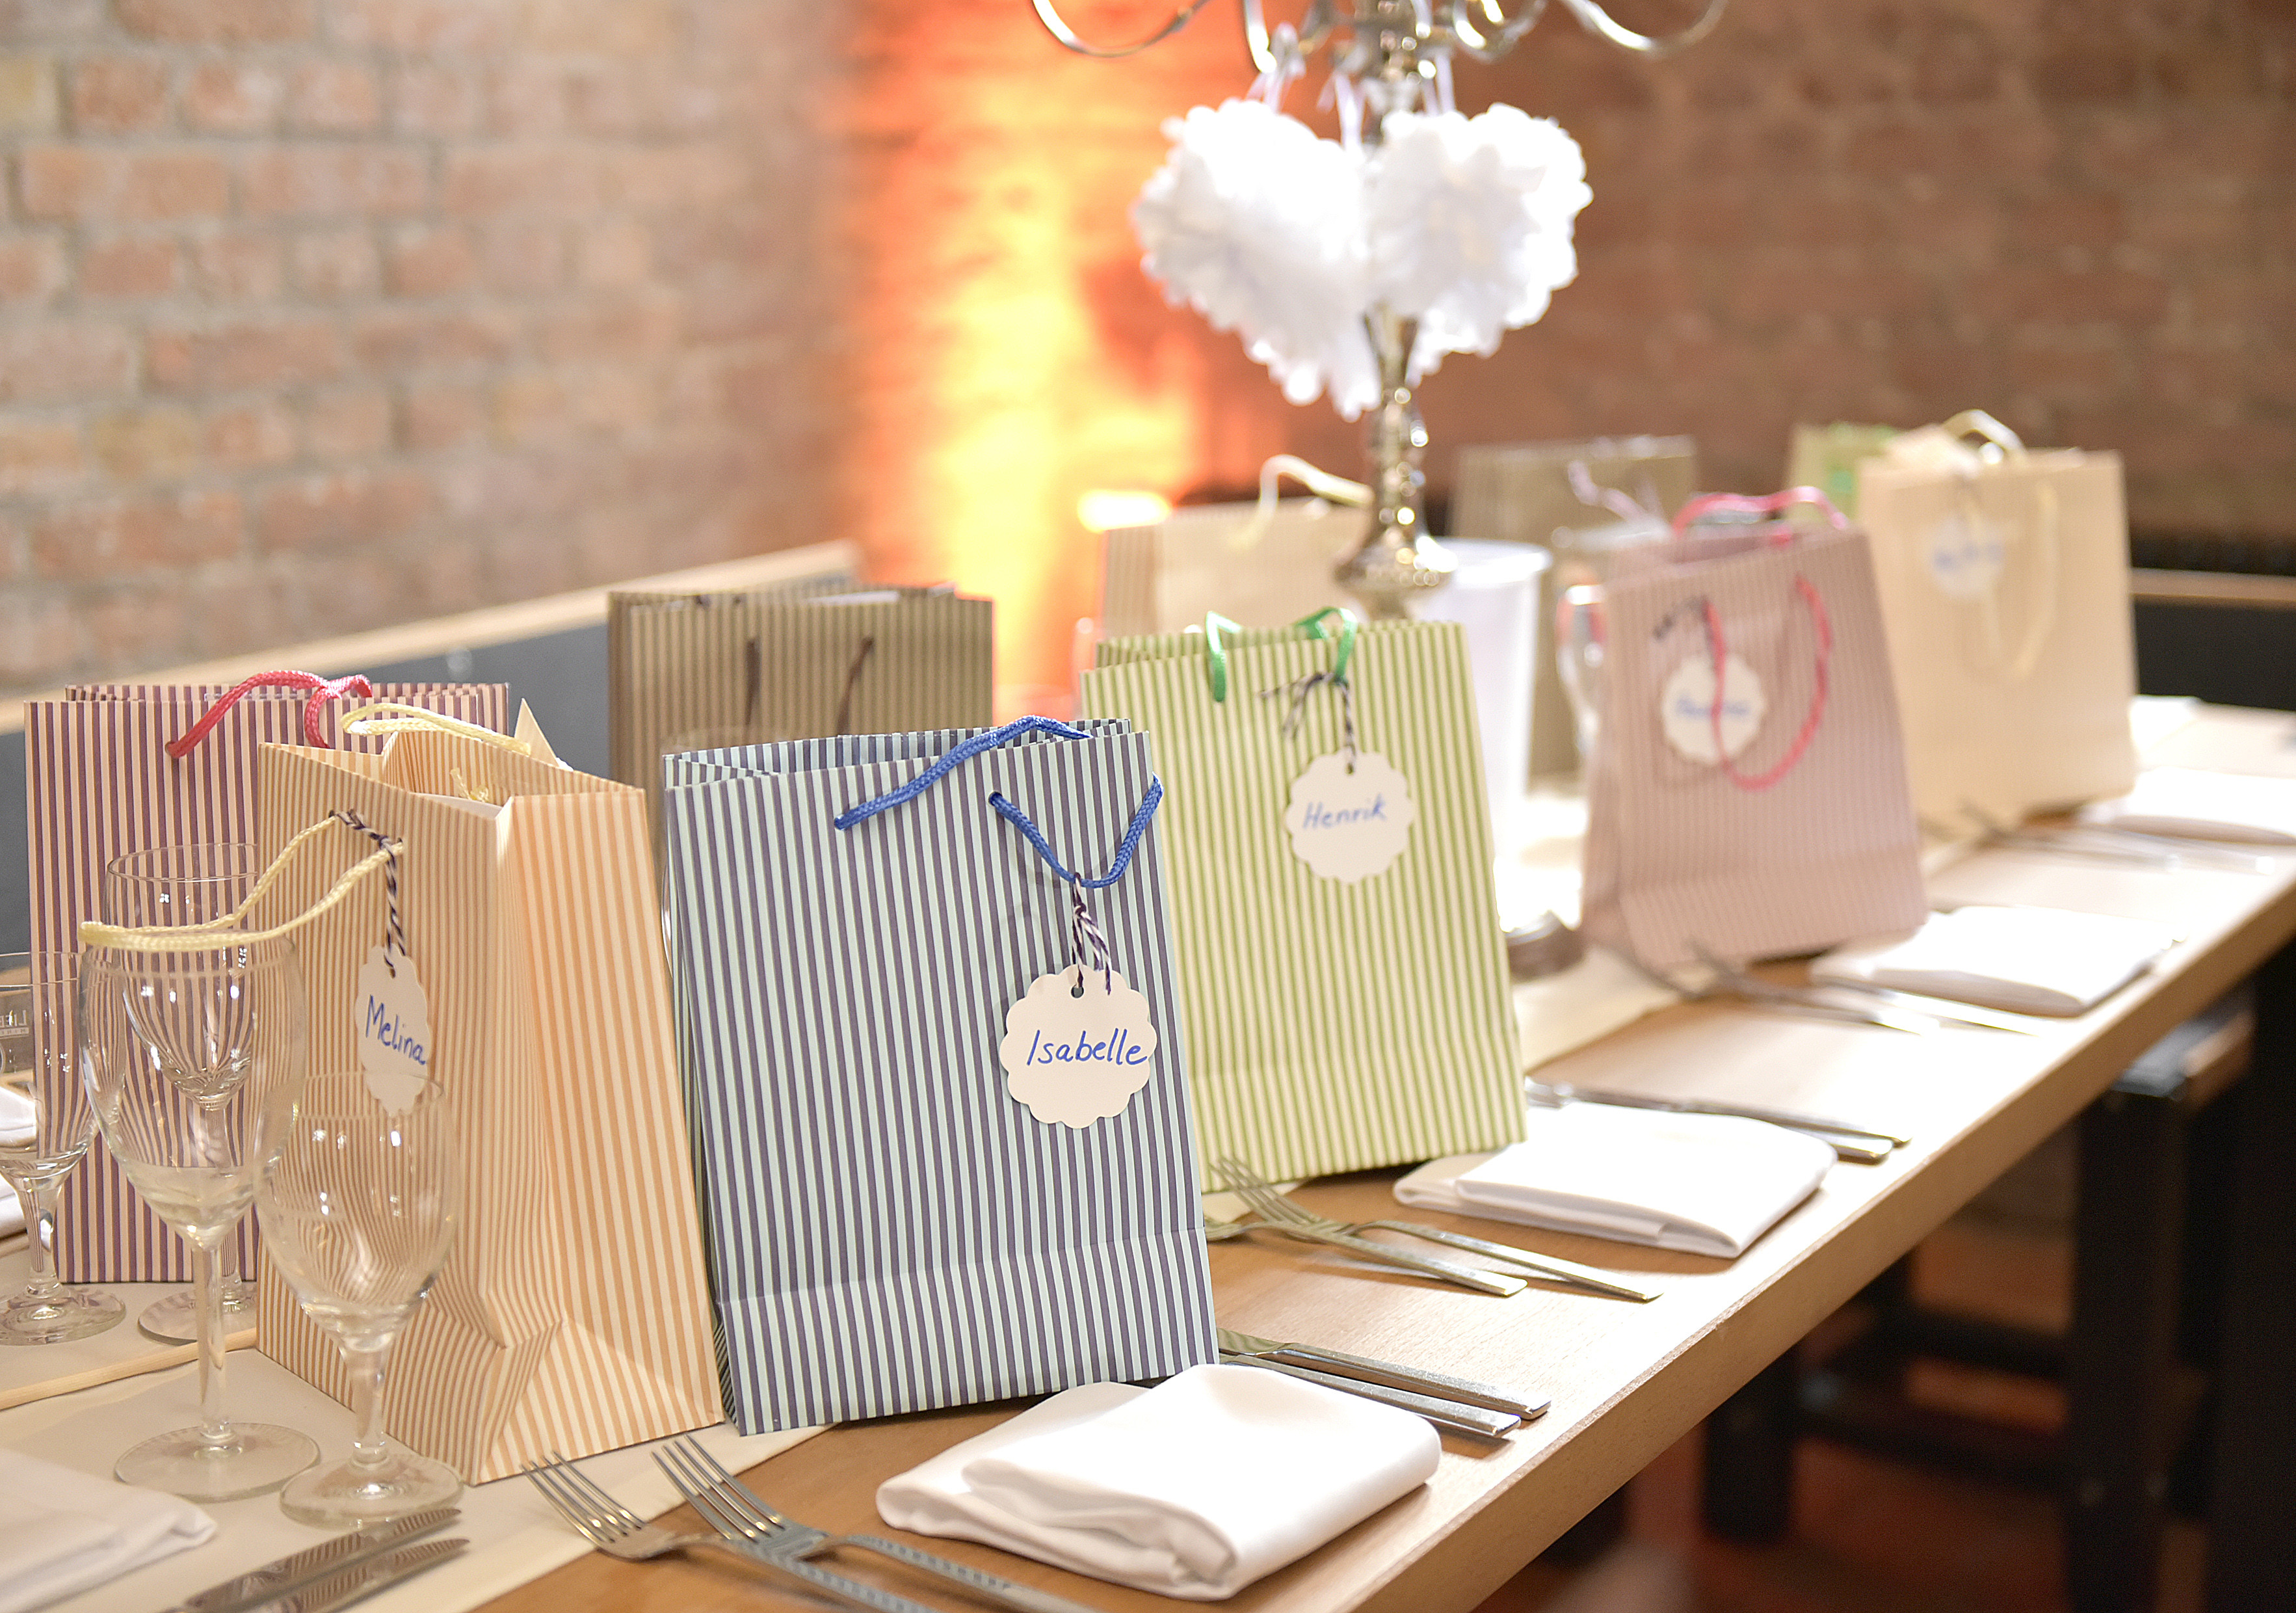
[[998, 968, 1159, 1128], [1284, 751, 1415, 883], [355, 946, 432, 1112]]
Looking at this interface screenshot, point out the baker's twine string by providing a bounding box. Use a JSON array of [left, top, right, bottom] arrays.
[[1261, 671, 1359, 771], [1672, 487, 1849, 543], [833, 635, 878, 738], [165, 671, 377, 759], [79, 811, 403, 955], [336, 702, 532, 754]]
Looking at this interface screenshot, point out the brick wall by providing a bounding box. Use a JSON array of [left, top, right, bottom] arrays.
[[1, 1, 2286, 697], [841, 0, 2292, 689], [0, 0, 838, 693]]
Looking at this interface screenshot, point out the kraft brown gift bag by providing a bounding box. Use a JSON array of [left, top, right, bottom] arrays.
[[25, 673, 507, 1281], [1579, 490, 1928, 970], [608, 580, 994, 844], [251, 717, 721, 1480]]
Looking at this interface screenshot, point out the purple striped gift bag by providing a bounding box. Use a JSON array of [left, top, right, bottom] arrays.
[[252, 718, 721, 1480], [1579, 491, 1927, 969], [25, 673, 507, 1282]]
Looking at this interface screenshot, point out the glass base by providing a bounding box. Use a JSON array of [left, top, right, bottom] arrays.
[[0, 1285, 125, 1345], [116, 1421, 317, 1502], [140, 1277, 254, 1344], [280, 1445, 462, 1529]]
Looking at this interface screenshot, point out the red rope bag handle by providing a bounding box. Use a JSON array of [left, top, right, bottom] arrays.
[[165, 671, 378, 760]]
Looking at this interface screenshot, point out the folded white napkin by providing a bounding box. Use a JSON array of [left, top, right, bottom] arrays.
[[0, 1449, 215, 1613], [877, 1365, 1438, 1600], [1395, 1101, 1834, 1259], [1814, 905, 2177, 1017], [2079, 767, 2296, 845]]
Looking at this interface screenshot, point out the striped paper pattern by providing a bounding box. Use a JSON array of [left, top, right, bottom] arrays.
[[1098, 498, 1363, 639], [608, 583, 994, 836], [1856, 450, 2138, 821], [254, 728, 722, 1481], [662, 723, 1217, 1432], [25, 681, 507, 1282], [1579, 527, 1929, 968], [1083, 622, 1521, 1186]]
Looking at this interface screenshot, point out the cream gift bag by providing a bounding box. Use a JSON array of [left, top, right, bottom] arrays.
[[1579, 491, 1929, 968], [24, 673, 508, 1281], [1098, 497, 1364, 639], [1854, 414, 2138, 823], [251, 718, 721, 1480]]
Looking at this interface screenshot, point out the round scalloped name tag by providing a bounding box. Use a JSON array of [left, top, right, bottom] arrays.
[[1926, 510, 2007, 599], [355, 946, 432, 1112], [998, 967, 1159, 1128], [1661, 652, 1766, 766], [1283, 750, 1416, 883]]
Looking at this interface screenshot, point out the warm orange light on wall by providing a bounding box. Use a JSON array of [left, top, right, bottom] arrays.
[[837, 0, 1271, 703]]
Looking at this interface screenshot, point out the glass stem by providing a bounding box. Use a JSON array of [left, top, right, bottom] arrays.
[[342, 1333, 395, 1471], [194, 1238, 231, 1450], [22, 1179, 61, 1305], [218, 1225, 243, 1300]]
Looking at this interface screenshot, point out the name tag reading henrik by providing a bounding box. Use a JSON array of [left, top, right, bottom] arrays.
[[998, 968, 1159, 1128], [355, 946, 432, 1112], [1284, 750, 1416, 883]]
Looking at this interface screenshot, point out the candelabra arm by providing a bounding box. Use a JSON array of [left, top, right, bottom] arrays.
[[1551, 0, 1728, 55], [1032, 0, 1220, 58], [1448, 0, 1548, 60]]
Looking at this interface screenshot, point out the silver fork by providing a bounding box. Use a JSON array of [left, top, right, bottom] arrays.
[[523, 1449, 937, 1613], [1214, 1157, 1660, 1303], [657, 1436, 1107, 1613], [1207, 1160, 1524, 1296]]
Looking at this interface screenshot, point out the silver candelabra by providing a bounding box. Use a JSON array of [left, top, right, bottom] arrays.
[[1035, 0, 1728, 616]]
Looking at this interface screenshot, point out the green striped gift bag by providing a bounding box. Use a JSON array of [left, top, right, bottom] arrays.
[[1083, 615, 1522, 1185]]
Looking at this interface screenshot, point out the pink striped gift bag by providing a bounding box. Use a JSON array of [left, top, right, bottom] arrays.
[[1579, 490, 1927, 969], [251, 718, 722, 1480], [25, 673, 508, 1281]]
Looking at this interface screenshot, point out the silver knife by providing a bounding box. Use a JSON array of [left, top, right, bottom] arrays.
[[168, 1510, 460, 1613], [1219, 1352, 1523, 1441], [1219, 1327, 1549, 1420], [1533, 1080, 1911, 1150], [241, 1539, 468, 1613]]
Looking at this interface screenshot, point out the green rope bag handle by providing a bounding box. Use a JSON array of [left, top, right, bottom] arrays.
[[1200, 606, 1360, 702]]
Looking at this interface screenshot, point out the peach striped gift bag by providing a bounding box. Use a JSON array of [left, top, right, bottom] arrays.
[[252, 718, 722, 1481]]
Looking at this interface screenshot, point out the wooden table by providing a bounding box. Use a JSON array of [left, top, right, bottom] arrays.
[[489, 706, 2296, 1613]]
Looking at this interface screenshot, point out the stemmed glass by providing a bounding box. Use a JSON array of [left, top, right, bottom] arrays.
[[81, 938, 318, 1500], [257, 1069, 461, 1526], [0, 953, 125, 1344], [103, 845, 260, 1342]]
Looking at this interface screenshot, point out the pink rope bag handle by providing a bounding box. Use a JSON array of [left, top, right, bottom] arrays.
[[165, 670, 378, 760], [1669, 488, 1845, 793]]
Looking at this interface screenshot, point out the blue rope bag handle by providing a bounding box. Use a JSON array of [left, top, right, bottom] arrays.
[[833, 715, 1092, 830]]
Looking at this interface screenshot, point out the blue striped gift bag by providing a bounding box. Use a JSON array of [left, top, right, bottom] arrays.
[[661, 718, 1217, 1432]]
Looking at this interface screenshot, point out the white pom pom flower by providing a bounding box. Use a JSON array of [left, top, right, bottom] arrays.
[[1132, 98, 1590, 415], [1132, 100, 1379, 418], [1366, 105, 1592, 377]]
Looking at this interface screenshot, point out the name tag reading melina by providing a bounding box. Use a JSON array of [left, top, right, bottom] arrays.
[[998, 968, 1159, 1128], [1284, 751, 1416, 883], [356, 946, 432, 1112]]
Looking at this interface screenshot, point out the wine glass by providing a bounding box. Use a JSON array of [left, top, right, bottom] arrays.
[[258, 1069, 461, 1526], [80, 938, 318, 1500], [1555, 583, 1607, 767], [104, 844, 261, 1342], [0, 953, 125, 1344]]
